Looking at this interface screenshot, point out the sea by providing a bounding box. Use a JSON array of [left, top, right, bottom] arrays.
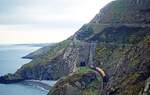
[[0, 44, 56, 95]]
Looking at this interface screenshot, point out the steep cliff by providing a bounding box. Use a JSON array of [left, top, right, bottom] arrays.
[[0, 0, 150, 95], [48, 0, 150, 95], [0, 35, 97, 82]]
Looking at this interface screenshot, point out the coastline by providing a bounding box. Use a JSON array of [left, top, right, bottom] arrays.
[[20, 80, 57, 91]]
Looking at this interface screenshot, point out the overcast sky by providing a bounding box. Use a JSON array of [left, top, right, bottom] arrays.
[[0, 0, 113, 44]]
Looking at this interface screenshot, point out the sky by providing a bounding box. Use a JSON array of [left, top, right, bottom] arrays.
[[0, 0, 113, 44]]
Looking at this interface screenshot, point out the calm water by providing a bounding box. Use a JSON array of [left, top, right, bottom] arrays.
[[0, 45, 51, 95]]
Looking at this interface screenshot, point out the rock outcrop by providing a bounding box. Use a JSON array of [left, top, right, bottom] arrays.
[[48, 72, 97, 95]]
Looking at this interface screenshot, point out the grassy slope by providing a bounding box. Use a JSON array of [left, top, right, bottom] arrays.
[[22, 37, 72, 68]]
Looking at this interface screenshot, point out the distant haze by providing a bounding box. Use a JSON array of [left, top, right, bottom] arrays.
[[0, 0, 113, 44]]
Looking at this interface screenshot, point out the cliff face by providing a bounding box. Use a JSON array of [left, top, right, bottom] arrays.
[[48, 0, 150, 95], [0, 0, 150, 95], [0, 36, 97, 82]]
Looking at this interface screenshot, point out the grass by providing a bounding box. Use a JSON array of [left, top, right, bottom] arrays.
[[82, 78, 101, 95], [22, 38, 72, 68], [111, 0, 126, 14], [49, 67, 101, 95], [106, 0, 126, 22], [77, 67, 95, 74]]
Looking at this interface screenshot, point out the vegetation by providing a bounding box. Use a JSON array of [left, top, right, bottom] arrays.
[[1, 0, 149, 95], [76, 25, 94, 41], [49, 73, 85, 95], [118, 72, 145, 95], [77, 67, 94, 74], [128, 56, 140, 68], [104, 0, 126, 22], [82, 78, 101, 95], [90, 23, 108, 33], [95, 45, 113, 65], [48, 70, 102, 95], [23, 38, 72, 68], [48, 0, 150, 94]]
